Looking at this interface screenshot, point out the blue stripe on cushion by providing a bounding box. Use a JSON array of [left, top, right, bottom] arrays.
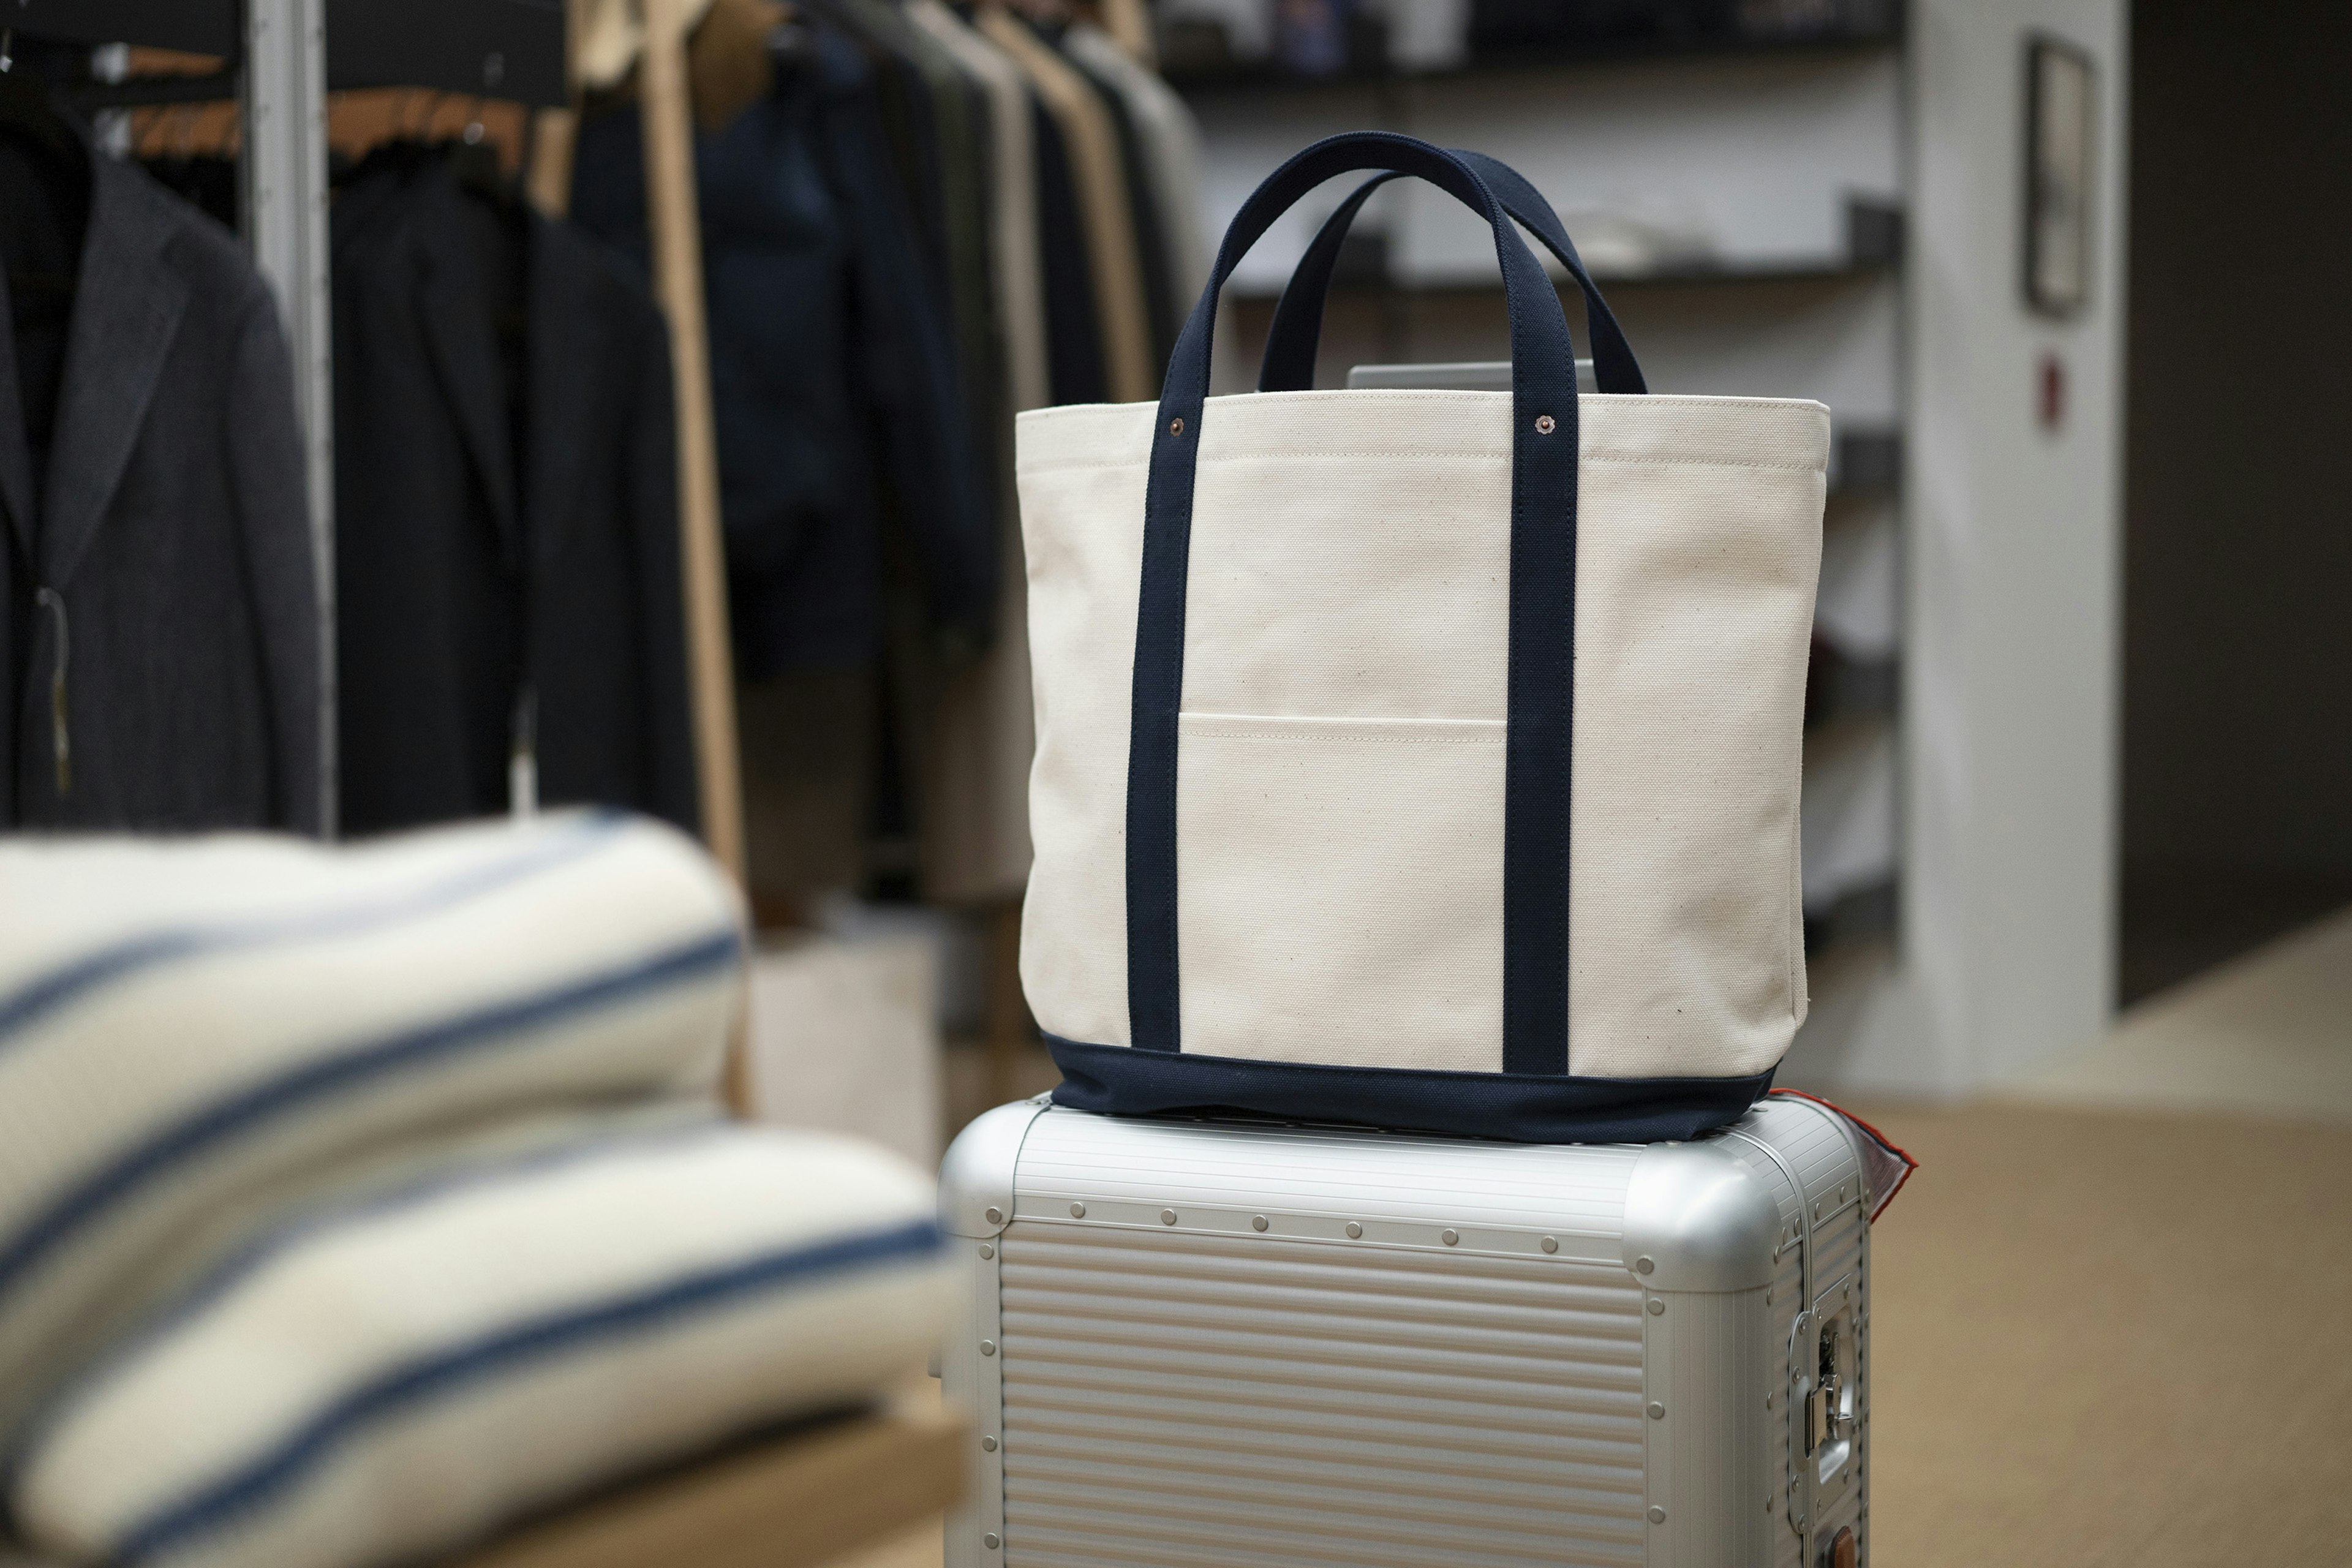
[[0, 1123, 734, 1476], [0, 927, 743, 1309], [110, 1217, 944, 1566], [0, 1119, 736, 1490], [0, 811, 630, 1049]]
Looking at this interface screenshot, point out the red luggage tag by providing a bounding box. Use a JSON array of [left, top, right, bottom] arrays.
[[1769, 1088, 1918, 1222]]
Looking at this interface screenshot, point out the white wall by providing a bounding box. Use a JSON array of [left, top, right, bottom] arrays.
[[1785, 0, 2130, 1095]]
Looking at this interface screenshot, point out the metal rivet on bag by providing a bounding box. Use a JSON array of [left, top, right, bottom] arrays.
[[1169, 417, 1184, 435], [1069, 1202, 1086, 1218], [1648, 1402, 1665, 1420], [1540, 1236, 1559, 1254], [1648, 1506, 1667, 1525], [981, 1435, 998, 1452], [979, 1340, 996, 1355], [1535, 413, 1556, 434], [1252, 1215, 1270, 1232], [984, 1206, 1003, 1225], [1441, 1229, 1459, 1246], [1765, 1392, 1775, 1409], [1635, 1256, 1656, 1275], [1161, 1208, 1178, 1225], [1648, 1299, 1665, 1316], [1345, 1222, 1363, 1239], [978, 1242, 993, 1259], [984, 1532, 1001, 1550]]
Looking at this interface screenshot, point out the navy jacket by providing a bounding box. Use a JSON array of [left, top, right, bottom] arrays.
[[571, 23, 995, 677]]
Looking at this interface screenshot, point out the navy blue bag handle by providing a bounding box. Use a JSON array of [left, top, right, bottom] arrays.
[[1127, 130, 1601, 1075], [1256, 158, 1648, 394]]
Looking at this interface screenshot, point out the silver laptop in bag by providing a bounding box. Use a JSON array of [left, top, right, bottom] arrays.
[[941, 1093, 1882, 1568]]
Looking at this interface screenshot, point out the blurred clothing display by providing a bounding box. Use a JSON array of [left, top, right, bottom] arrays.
[[333, 148, 700, 839], [571, 21, 993, 676], [572, 3, 1205, 912], [978, 6, 1157, 404], [0, 106, 320, 835]]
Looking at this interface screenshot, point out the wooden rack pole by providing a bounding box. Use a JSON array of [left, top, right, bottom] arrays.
[[638, 0, 752, 1112], [638, 0, 745, 878]]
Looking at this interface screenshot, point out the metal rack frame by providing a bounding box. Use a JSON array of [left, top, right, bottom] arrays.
[[241, 0, 339, 834]]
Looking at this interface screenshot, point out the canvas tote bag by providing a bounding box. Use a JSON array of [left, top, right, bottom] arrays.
[[1017, 132, 1826, 1142]]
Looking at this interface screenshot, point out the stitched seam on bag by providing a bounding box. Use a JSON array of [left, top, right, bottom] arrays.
[[1182, 729, 1504, 744], [1019, 453, 1824, 473]]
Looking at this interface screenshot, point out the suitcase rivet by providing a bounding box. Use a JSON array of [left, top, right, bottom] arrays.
[[1648, 1506, 1667, 1525], [1069, 1202, 1086, 1218], [1765, 1392, 1775, 1409], [1635, 1256, 1656, 1275], [1252, 1215, 1270, 1232], [986, 1207, 1003, 1225], [981, 1436, 998, 1451], [979, 1243, 994, 1259], [1647, 1402, 1665, 1420], [984, 1532, 1001, 1550], [1648, 1299, 1665, 1316], [1540, 1236, 1558, 1254], [1169, 417, 1184, 436], [980, 1340, 997, 1356], [1161, 1209, 1178, 1225], [1346, 1223, 1363, 1238], [1441, 1229, 1459, 1246], [1536, 413, 1557, 435]]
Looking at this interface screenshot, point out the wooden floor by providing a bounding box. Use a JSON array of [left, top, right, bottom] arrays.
[[1856, 1099, 2352, 1566]]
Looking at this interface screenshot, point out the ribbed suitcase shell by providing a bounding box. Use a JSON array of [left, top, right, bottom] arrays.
[[940, 1096, 1871, 1568]]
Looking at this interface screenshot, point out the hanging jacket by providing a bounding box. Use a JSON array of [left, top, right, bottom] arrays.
[[0, 125, 318, 832], [570, 20, 995, 676], [332, 151, 699, 835]]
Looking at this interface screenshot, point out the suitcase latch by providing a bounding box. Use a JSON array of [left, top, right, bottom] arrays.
[[1804, 1322, 1854, 1456], [1805, 1371, 1849, 1454]]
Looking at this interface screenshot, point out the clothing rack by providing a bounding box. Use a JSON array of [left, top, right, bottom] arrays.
[[10, 0, 742, 872]]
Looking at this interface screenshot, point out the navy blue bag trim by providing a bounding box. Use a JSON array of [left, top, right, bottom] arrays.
[[1256, 158, 1648, 397], [1129, 131, 1630, 1078], [1046, 1036, 1773, 1146]]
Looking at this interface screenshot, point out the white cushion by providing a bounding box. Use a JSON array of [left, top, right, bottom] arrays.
[[0, 812, 745, 1438], [8, 1124, 946, 1568]]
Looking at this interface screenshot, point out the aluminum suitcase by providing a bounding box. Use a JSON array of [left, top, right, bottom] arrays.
[[939, 1091, 1902, 1568]]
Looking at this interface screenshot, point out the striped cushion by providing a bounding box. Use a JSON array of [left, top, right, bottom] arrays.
[[0, 813, 744, 1439], [7, 1125, 946, 1568]]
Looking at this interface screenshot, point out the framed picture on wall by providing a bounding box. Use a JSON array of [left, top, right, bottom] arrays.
[[2023, 34, 2096, 316]]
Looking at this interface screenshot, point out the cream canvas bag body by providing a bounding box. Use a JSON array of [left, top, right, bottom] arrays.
[[1019, 134, 1825, 1141]]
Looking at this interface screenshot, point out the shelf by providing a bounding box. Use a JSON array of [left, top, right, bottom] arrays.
[[1807, 643, 1899, 729], [1164, 17, 1902, 96], [1804, 878, 1897, 956], [1229, 196, 1902, 302], [1830, 428, 1902, 494]]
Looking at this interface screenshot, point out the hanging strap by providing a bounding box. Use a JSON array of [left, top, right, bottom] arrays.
[[1256, 153, 1647, 395], [1128, 131, 1616, 1074]]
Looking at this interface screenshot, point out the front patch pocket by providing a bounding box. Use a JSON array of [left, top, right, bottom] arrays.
[[1174, 712, 1505, 1073]]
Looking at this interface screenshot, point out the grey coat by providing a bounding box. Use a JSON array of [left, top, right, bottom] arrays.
[[0, 143, 320, 832]]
